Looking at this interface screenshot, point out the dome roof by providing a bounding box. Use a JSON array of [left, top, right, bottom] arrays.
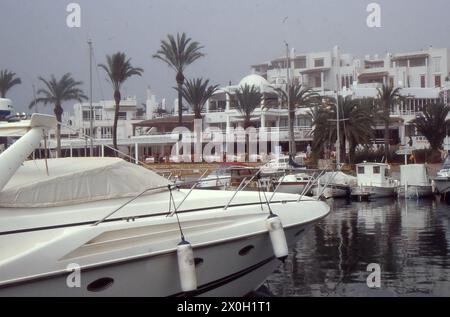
[[238, 74, 269, 88]]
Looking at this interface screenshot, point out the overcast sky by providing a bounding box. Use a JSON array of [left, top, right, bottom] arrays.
[[1, 0, 450, 113]]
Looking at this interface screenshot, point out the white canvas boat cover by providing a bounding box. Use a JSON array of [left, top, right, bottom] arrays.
[[400, 164, 429, 186], [0, 158, 171, 208], [318, 171, 357, 186]]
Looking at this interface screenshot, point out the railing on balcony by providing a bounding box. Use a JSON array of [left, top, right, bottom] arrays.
[[134, 126, 314, 141]]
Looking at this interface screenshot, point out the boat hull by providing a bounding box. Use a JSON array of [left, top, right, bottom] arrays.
[[0, 223, 312, 297], [312, 184, 350, 199], [397, 185, 433, 199], [434, 178, 450, 195], [351, 185, 397, 199], [0, 191, 330, 297]]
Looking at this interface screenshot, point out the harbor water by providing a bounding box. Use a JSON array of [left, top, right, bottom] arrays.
[[266, 198, 450, 296]]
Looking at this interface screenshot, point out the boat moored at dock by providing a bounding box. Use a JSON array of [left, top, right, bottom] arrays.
[[0, 114, 330, 297], [433, 155, 450, 198], [351, 162, 398, 199], [397, 164, 433, 199]]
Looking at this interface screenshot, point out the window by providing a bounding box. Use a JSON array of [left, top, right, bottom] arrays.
[[294, 58, 306, 69], [118, 112, 127, 120], [435, 75, 441, 87], [409, 57, 426, 67], [314, 75, 322, 88], [358, 166, 365, 174], [397, 60, 408, 67], [82, 110, 91, 121], [101, 127, 112, 138], [373, 166, 380, 174], [433, 57, 441, 73], [420, 75, 426, 88], [279, 118, 288, 127], [314, 58, 324, 67]]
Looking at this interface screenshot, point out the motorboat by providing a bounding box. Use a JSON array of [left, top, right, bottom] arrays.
[[351, 162, 398, 199], [275, 173, 314, 195], [397, 164, 433, 199], [433, 155, 450, 198], [197, 163, 247, 190], [312, 171, 356, 199], [260, 155, 306, 175], [0, 114, 330, 297]]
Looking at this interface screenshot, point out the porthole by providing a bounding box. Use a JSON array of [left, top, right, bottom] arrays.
[[239, 245, 255, 256], [194, 258, 204, 267], [87, 277, 114, 292]]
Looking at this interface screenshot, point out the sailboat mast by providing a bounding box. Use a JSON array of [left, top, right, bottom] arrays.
[[285, 41, 292, 156], [336, 90, 340, 168], [88, 39, 94, 157]]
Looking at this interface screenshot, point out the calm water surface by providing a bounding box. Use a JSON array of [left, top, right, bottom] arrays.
[[266, 198, 450, 296]]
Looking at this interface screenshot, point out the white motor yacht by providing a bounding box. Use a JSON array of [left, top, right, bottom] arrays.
[[0, 114, 330, 297]]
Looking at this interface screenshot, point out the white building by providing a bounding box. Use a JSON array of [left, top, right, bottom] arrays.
[[134, 46, 450, 161], [50, 89, 159, 157], [51, 46, 450, 162]]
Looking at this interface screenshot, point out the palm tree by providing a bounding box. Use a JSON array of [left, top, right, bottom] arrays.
[[0, 69, 21, 98], [98, 52, 143, 151], [153, 33, 205, 125], [272, 83, 319, 156], [233, 84, 263, 129], [231, 84, 262, 160], [177, 78, 219, 119], [376, 83, 402, 160], [29, 73, 87, 157], [411, 102, 450, 151], [310, 96, 375, 163]]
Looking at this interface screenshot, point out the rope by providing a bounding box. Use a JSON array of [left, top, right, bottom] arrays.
[[168, 185, 185, 241]]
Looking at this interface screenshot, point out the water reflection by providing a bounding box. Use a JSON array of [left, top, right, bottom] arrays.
[[267, 198, 450, 296]]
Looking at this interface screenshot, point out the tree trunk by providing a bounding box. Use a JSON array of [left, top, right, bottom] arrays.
[[384, 113, 390, 162], [54, 104, 63, 158], [176, 72, 185, 126], [349, 141, 356, 164], [288, 106, 296, 156], [113, 89, 121, 154], [339, 129, 346, 165]]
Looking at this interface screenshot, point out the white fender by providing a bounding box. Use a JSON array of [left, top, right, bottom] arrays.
[[266, 214, 289, 261], [177, 239, 197, 292]]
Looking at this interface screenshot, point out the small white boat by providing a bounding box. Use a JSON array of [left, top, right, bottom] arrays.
[[312, 171, 357, 198], [260, 155, 306, 174], [397, 164, 433, 199], [351, 162, 397, 199], [197, 163, 248, 190], [276, 173, 314, 195]]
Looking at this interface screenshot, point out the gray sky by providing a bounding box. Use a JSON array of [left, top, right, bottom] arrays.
[[1, 0, 450, 113]]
